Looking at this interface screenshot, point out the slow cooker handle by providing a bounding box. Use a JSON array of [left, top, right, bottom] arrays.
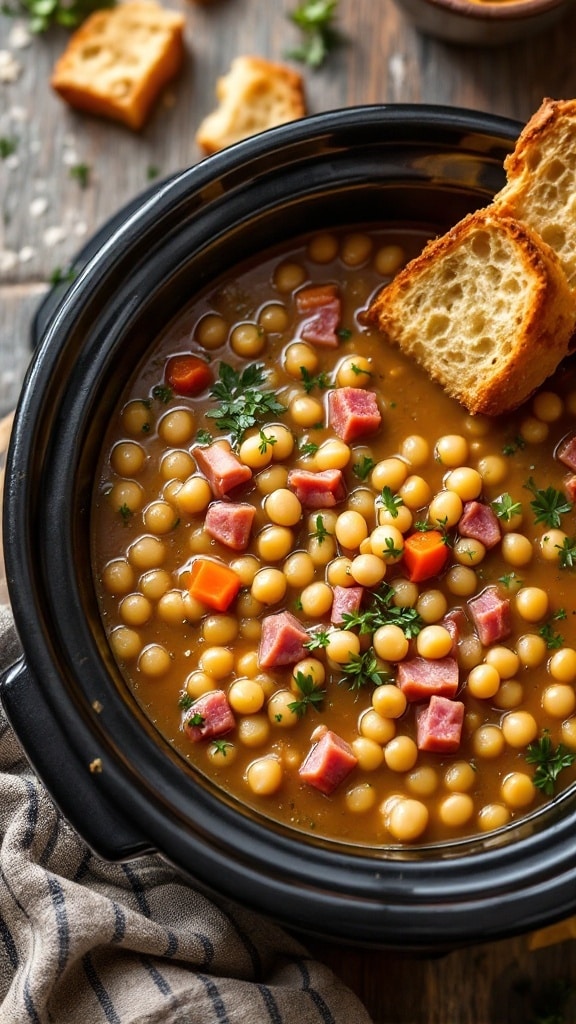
[[0, 659, 154, 862]]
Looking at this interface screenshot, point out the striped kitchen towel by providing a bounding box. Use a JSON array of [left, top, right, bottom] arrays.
[[0, 605, 372, 1024]]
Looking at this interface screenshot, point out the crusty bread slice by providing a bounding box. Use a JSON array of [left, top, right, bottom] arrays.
[[493, 98, 576, 293], [196, 56, 306, 154], [51, 0, 185, 131], [365, 208, 576, 416]]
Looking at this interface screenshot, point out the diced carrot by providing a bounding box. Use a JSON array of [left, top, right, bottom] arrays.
[[166, 354, 212, 395], [295, 283, 339, 313], [402, 530, 449, 583], [188, 558, 242, 612]]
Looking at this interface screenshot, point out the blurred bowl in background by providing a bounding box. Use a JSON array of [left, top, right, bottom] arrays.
[[392, 0, 572, 46]]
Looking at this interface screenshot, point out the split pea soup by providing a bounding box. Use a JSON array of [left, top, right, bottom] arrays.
[[92, 225, 576, 847]]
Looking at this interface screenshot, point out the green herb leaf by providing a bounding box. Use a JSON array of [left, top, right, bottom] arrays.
[[0, 136, 17, 159], [3, 0, 115, 31], [340, 648, 391, 691], [524, 477, 572, 529], [258, 429, 277, 454], [152, 384, 173, 404], [352, 455, 375, 481], [342, 582, 423, 638], [556, 536, 576, 569], [69, 162, 91, 188], [299, 366, 330, 393], [526, 731, 576, 795], [211, 738, 233, 756], [118, 503, 132, 525], [299, 440, 319, 457], [178, 692, 194, 711], [379, 486, 403, 518], [502, 435, 526, 457], [539, 621, 565, 650], [304, 628, 331, 651], [206, 362, 285, 446], [286, 0, 344, 68], [288, 671, 326, 717], [309, 514, 331, 544], [491, 493, 522, 522]]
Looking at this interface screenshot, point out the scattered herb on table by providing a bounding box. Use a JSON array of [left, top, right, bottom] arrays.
[[288, 672, 326, 717], [3, 0, 115, 31], [286, 0, 344, 68], [526, 731, 576, 795], [69, 162, 91, 188], [206, 362, 285, 446], [0, 137, 17, 159], [49, 266, 76, 287], [524, 477, 572, 529]]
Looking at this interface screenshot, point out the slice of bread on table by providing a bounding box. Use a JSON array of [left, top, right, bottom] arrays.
[[365, 207, 576, 417], [51, 0, 185, 130], [494, 97, 576, 292], [196, 56, 306, 154]]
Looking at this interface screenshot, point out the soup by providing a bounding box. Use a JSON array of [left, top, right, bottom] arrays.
[[91, 225, 576, 846]]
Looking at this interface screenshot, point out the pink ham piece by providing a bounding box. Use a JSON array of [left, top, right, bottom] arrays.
[[457, 500, 502, 550], [396, 656, 459, 702], [258, 610, 310, 668], [468, 587, 512, 645], [194, 440, 252, 498], [441, 607, 468, 652], [565, 475, 576, 503], [299, 726, 358, 795], [558, 434, 576, 472], [416, 696, 465, 753], [296, 284, 341, 348], [183, 689, 235, 742], [328, 387, 381, 443], [205, 501, 255, 551], [287, 468, 346, 509], [331, 585, 364, 626]]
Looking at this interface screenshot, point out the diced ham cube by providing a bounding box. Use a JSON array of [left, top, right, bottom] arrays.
[[258, 610, 310, 668], [416, 696, 465, 753], [296, 284, 342, 348], [328, 387, 381, 443], [396, 656, 459, 702], [183, 689, 235, 742], [205, 501, 255, 551], [287, 468, 346, 509], [440, 607, 468, 653], [194, 440, 252, 498], [458, 501, 502, 550], [296, 284, 339, 313], [468, 587, 512, 646], [299, 726, 358, 795], [331, 585, 364, 626], [558, 434, 576, 472]]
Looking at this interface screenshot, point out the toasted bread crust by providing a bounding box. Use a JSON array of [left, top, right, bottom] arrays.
[[195, 56, 306, 154], [50, 0, 185, 131], [494, 97, 576, 291], [366, 208, 576, 416]]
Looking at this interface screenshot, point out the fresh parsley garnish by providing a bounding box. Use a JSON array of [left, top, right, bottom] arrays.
[[211, 739, 233, 756], [491, 493, 522, 522], [524, 477, 572, 529], [309, 514, 332, 544], [152, 384, 173, 404], [379, 486, 403, 518], [195, 428, 213, 445], [258, 429, 277, 454], [539, 621, 565, 650], [286, 0, 344, 68], [526, 731, 576, 795], [299, 440, 319, 457], [178, 693, 194, 711], [3, 0, 115, 31], [556, 536, 576, 569], [340, 649, 391, 691], [498, 571, 523, 589], [118, 503, 132, 525], [206, 362, 285, 446], [341, 582, 423, 638], [299, 366, 330, 393], [502, 435, 526, 457], [352, 455, 375, 481], [0, 136, 17, 159], [287, 672, 326, 717], [305, 628, 331, 651]]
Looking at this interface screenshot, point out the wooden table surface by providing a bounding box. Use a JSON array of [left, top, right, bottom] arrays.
[[3, 1, 576, 1021]]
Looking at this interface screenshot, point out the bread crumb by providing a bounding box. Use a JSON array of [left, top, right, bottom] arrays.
[[196, 55, 306, 155], [51, 0, 186, 131]]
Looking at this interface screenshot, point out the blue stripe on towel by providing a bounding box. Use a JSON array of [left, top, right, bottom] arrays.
[[257, 982, 283, 1023], [197, 973, 230, 1022], [295, 957, 335, 1024], [47, 875, 70, 977], [82, 953, 122, 1024]]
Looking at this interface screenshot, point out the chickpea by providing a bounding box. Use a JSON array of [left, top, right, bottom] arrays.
[[283, 551, 316, 589], [485, 646, 520, 679], [237, 714, 270, 748], [390, 578, 419, 607], [384, 735, 418, 772], [533, 390, 563, 422], [406, 766, 439, 797], [445, 565, 478, 598], [185, 670, 216, 699], [102, 559, 135, 596], [347, 487, 376, 524], [235, 650, 259, 677], [377, 502, 413, 533], [349, 553, 386, 587], [453, 537, 486, 567], [476, 454, 508, 487], [326, 556, 354, 588], [515, 586, 549, 622], [519, 416, 548, 445], [291, 658, 325, 691], [444, 466, 483, 501], [335, 510, 369, 550], [374, 243, 405, 277], [549, 647, 576, 682], [109, 480, 144, 514], [427, 489, 463, 529], [110, 440, 146, 477], [370, 524, 404, 564], [341, 231, 373, 266], [467, 663, 500, 699], [444, 761, 476, 792], [325, 629, 360, 664], [351, 736, 386, 770], [501, 710, 538, 748], [371, 457, 408, 491], [493, 679, 523, 710], [458, 635, 484, 671], [398, 475, 432, 509], [289, 394, 324, 428], [472, 724, 505, 759], [121, 399, 152, 435], [373, 624, 409, 662], [230, 555, 260, 586], [416, 590, 448, 625], [561, 718, 576, 749], [337, 356, 373, 389], [160, 450, 195, 481], [157, 590, 186, 625], [372, 684, 407, 719], [501, 533, 533, 568], [143, 500, 178, 535], [138, 643, 171, 677], [416, 625, 453, 660], [199, 646, 234, 679], [383, 796, 429, 842], [189, 527, 212, 555], [267, 690, 299, 728], [229, 678, 265, 715], [119, 593, 152, 627], [195, 312, 228, 350], [434, 434, 469, 468], [500, 772, 536, 809], [257, 525, 294, 562], [109, 626, 141, 660], [284, 341, 319, 378], [230, 322, 266, 358], [245, 757, 283, 796], [316, 439, 351, 471], [259, 302, 288, 334], [517, 633, 547, 668], [542, 683, 576, 718], [400, 434, 429, 467], [345, 783, 377, 814], [251, 567, 287, 605], [300, 582, 333, 617], [540, 528, 568, 562], [439, 793, 474, 827], [175, 476, 212, 515], [207, 740, 237, 767], [202, 614, 238, 645], [128, 536, 166, 570], [239, 433, 274, 470], [159, 409, 195, 446], [308, 533, 337, 566], [264, 489, 302, 527], [308, 232, 339, 263], [274, 261, 306, 293], [477, 803, 511, 832]]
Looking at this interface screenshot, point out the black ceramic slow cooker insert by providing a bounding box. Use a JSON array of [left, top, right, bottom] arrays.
[[4, 105, 576, 952]]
